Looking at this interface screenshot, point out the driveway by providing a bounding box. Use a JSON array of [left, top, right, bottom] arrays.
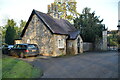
[[23, 51, 118, 78]]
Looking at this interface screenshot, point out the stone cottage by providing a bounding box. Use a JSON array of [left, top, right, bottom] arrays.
[[20, 9, 83, 56]]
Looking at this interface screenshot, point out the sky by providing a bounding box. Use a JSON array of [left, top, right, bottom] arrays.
[[0, 0, 119, 30]]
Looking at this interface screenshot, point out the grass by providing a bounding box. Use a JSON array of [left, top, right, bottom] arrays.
[[2, 56, 43, 78], [0, 58, 2, 80], [0, 49, 2, 79]]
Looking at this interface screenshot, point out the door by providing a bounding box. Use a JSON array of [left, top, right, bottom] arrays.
[[77, 38, 80, 53]]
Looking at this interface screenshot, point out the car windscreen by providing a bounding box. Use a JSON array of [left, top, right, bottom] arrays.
[[13, 44, 27, 49]]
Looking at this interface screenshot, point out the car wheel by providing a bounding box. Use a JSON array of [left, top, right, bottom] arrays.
[[19, 53, 24, 58], [9, 51, 12, 56]]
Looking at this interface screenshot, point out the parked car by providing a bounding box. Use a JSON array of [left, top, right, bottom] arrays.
[[2, 45, 14, 54], [9, 44, 39, 58]]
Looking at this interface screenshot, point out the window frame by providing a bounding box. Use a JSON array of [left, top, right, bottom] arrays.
[[27, 39, 30, 43], [58, 39, 64, 49]]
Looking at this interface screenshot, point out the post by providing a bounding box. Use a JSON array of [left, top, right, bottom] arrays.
[[102, 30, 108, 51]]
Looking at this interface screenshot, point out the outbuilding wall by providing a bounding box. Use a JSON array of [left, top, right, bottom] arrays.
[[67, 35, 83, 54]]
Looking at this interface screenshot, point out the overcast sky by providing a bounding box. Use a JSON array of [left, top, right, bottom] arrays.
[[0, 0, 119, 30]]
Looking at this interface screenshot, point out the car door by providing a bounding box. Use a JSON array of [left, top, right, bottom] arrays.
[[10, 48, 18, 56], [10, 44, 25, 56]]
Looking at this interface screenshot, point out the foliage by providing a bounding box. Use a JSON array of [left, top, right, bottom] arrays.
[[15, 20, 26, 39], [74, 7, 106, 42], [2, 57, 43, 78], [1, 26, 7, 43], [107, 31, 118, 46], [5, 19, 16, 45], [118, 36, 120, 44], [2, 19, 26, 44], [0, 27, 2, 47], [54, 0, 79, 22], [117, 31, 120, 44]]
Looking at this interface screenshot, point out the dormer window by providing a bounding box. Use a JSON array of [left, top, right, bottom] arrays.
[[58, 39, 64, 48]]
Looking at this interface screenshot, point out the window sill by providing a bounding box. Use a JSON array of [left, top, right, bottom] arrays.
[[58, 47, 64, 50]]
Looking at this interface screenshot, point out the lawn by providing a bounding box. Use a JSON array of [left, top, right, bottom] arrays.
[[0, 58, 2, 79], [2, 56, 43, 78], [0, 49, 2, 79]]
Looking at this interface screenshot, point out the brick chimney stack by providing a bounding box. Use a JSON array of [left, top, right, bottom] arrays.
[[47, 3, 60, 19], [48, 5, 51, 13]]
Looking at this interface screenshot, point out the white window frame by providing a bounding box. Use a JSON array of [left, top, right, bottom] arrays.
[[58, 39, 64, 48], [27, 39, 30, 43]]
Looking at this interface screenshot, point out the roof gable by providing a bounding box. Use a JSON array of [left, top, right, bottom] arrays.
[[35, 10, 68, 35], [21, 9, 80, 39]]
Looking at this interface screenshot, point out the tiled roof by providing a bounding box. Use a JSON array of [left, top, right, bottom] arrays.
[[21, 9, 80, 40]]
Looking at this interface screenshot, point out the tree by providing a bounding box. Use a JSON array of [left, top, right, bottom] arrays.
[[108, 31, 118, 46], [2, 19, 26, 44], [74, 7, 106, 42], [5, 19, 16, 45], [53, 0, 79, 22], [20, 20, 26, 31], [0, 27, 2, 46], [15, 20, 26, 39], [1, 26, 6, 43]]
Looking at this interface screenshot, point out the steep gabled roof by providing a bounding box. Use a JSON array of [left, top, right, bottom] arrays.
[[21, 9, 80, 40]]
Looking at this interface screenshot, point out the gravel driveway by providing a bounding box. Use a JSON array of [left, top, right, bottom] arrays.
[[23, 51, 118, 78]]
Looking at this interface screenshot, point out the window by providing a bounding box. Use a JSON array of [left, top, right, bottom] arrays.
[[58, 39, 64, 48], [27, 39, 30, 43], [28, 45, 36, 49], [13, 44, 27, 49]]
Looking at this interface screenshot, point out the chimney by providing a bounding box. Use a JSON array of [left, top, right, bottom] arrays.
[[48, 5, 51, 13], [47, 3, 60, 19], [51, 3, 54, 12], [54, 0, 61, 3], [62, 0, 67, 3], [54, 5, 58, 12], [69, 0, 76, 2]]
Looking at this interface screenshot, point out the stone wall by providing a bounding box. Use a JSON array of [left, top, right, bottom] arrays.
[[14, 40, 22, 44], [94, 39, 103, 51], [102, 31, 107, 51], [94, 31, 108, 51], [22, 14, 68, 56], [67, 40, 75, 54], [67, 35, 83, 54], [53, 34, 68, 56], [83, 42, 93, 52], [21, 14, 84, 56], [22, 15, 37, 44], [22, 14, 54, 56]]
